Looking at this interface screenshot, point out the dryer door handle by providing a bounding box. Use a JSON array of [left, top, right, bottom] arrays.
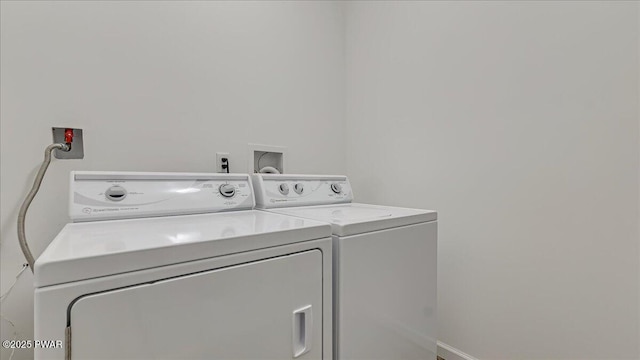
[[292, 305, 313, 358]]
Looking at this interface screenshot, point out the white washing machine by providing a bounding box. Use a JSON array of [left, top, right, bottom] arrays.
[[252, 174, 437, 360], [34, 172, 333, 360]]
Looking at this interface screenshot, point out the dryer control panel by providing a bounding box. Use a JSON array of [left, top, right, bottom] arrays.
[[70, 172, 254, 222], [252, 174, 353, 209]]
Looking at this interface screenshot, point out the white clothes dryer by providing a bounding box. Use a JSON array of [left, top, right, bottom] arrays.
[[252, 174, 437, 360], [34, 172, 332, 360]]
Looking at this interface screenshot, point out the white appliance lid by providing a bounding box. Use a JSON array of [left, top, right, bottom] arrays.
[[34, 210, 331, 287], [268, 203, 437, 236]]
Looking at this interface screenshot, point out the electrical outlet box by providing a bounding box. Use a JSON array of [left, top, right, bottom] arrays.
[[216, 152, 230, 173], [52, 127, 84, 159], [248, 144, 286, 174]]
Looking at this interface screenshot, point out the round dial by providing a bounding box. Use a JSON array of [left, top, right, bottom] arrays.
[[278, 183, 290, 195], [219, 184, 236, 198], [105, 185, 127, 201], [293, 183, 304, 194], [330, 183, 342, 194]]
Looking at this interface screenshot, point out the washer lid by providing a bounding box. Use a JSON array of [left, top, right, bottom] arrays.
[[268, 203, 437, 236], [34, 210, 331, 287]]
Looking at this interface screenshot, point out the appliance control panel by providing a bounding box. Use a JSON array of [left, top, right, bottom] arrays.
[[70, 172, 254, 222], [252, 174, 353, 209]]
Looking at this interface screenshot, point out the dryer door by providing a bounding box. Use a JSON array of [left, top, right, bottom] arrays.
[[69, 250, 323, 359]]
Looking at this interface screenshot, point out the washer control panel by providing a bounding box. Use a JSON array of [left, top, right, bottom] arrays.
[[252, 174, 353, 209], [70, 172, 254, 222]]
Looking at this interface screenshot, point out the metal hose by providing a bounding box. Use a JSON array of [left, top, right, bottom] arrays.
[[17, 143, 69, 272]]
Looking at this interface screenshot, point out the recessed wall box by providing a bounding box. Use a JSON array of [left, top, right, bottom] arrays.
[[248, 144, 287, 174]]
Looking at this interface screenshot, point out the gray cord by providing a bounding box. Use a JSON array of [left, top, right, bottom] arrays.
[[17, 143, 69, 272]]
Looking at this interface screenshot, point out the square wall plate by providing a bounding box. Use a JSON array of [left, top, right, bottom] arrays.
[[52, 127, 84, 159]]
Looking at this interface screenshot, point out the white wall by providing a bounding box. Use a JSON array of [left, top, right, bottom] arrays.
[[345, 2, 639, 360], [0, 2, 345, 359], [3, 2, 639, 360]]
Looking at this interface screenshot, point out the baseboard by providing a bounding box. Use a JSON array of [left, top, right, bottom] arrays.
[[437, 341, 478, 360]]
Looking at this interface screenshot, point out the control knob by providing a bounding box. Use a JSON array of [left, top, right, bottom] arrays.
[[293, 183, 304, 195], [105, 185, 127, 201], [330, 183, 342, 194], [219, 184, 236, 198], [278, 183, 290, 195]]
